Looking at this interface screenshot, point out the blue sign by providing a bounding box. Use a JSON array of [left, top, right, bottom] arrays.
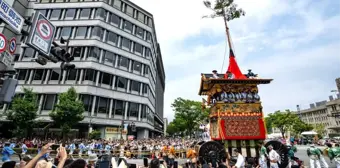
[[9, 37, 16, 55], [0, 0, 24, 33]]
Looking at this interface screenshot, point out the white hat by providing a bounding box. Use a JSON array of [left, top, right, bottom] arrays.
[[88, 154, 98, 162]]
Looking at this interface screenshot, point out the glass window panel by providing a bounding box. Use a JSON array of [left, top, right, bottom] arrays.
[[104, 51, 115, 64], [81, 94, 93, 112], [106, 32, 117, 46], [143, 84, 148, 94], [39, 10, 47, 17], [121, 38, 130, 51], [23, 47, 35, 57], [118, 56, 128, 68], [110, 14, 120, 27], [141, 105, 147, 118], [88, 47, 100, 59], [97, 97, 109, 114], [80, 9, 91, 19], [95, 8, 107, 21], [134, 43, 142, 55], [113, 0, 121, 9], [148, 18, 153, 27], [65, 9, 76, 20], [130, 80, 140, 92], [115, 77, 127, 89], [50, 69, 62, 81], [101, 72, 112, 85], [114, 100, 125, 116], [17, 69, 28, 80], [76, 27, 87, 39], [145, 48, 151, 58], [61, 27, 72, 39], [123, 20, 132, 33], [67, 69, 77, 80], [43, 94, 56, 110], [137, 12, 144, 22], [144, 66, 149, 75], [128, 102, 139, 117], [125, 5, 133, 17], [50, 9, 61, 20], [136, 27, 144, 38], [133, 61, 141, 73], [33, 69, 44, 80], [146, 32, 151, 42], [83, 69, 97, 82], [91, 27, 103, 41]]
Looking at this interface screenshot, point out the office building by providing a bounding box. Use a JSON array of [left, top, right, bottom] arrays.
[[0, 0, 165, 139]]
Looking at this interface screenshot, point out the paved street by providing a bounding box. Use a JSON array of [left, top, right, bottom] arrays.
[[0, 145, 336, 167]]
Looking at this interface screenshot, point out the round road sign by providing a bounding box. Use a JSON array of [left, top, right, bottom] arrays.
[[37, 20, 53, 40], [9, 38, 16, 55], [0, 33, 7, 53]]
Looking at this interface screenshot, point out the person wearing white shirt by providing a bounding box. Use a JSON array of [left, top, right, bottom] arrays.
[[202, 127, 211, 142], [268, 145, 280, 168], [232, 149, 245, 168], [211, 70, 220, 79]]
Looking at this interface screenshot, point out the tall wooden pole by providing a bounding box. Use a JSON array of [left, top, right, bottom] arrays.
[[222, 8, 233, 50]]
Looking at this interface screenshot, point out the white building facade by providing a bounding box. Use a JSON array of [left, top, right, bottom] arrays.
[[0, 0, 165, 139]]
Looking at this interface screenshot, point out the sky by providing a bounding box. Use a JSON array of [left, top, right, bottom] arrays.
[[130, 0, 340, 122]]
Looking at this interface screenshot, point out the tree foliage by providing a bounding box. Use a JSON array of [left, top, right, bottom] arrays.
[[7, 87, 38, 138], [170, 97, 209, 137], [266, 110, 302, 137], [314, 123, 327, 137], [89, 130, 101, 140], [291, 120, 314, 135], [202, 0, 245, 20], [49, 87, 85, 139]]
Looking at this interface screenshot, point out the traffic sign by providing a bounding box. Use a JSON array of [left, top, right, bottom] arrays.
[[0, 33, 7, 53], [26, 12, 56, 56], [0, 0, 24, 33], [9, 38, 16, 55], [0, 51, 13, 68]]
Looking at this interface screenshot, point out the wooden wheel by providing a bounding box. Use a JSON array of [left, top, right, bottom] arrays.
[[198, 141, 226, 164], [265, 140, 289, 168]]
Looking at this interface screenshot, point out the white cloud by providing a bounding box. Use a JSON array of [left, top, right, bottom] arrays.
[[130, 0, 340, 121]]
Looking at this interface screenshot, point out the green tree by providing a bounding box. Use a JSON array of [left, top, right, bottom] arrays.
[[171, 97, 209, 137], [314, 123, 326, 137], [89, 130, 101, 139], [7, 87, 38, 138], [166, 122, 178, 136], [266, 110, 299, 137], [202, 0, 245, 20], [49, 87, 85, 140], [264, 117, 273, 134], [291, 119, 314, 135]]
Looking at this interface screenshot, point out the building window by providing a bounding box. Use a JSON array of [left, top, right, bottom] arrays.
[[43, 94, 56, 110], [133, 61, 141, 73], [114, 100, 124, 116], [137, 12, 144, 22], [121, 38, 131, 51], [61, 27, 72, 39], [95, 8, 107, 21], [118, 56, 129, 69], [134, 43, 142, 55], [80, 9, 91, 19], [141, 105, 147, 118], [136, 27, 144, 38], [76, 27, 87, 39], [33, 69, 45, 80], [50, 69, 62, 81], [17, 69, 28, 80], [83, 69, 97, 82], [128, 102, 139, 118], [104, 51, 115, 65], [91, 27, 104, 41], [146, 32, 151, 42], [123, 20, 133, 33], [80, 94, 93, 112], [125, 5, 133, 17], [144, 66, 149, 75], [101, 72, 112, 85], [67, 69, 77, 80], [23, 48, 35, 57], [145, 48, 151, 58], [65, 9, 76, 20], [115, 77, 127, 89], [113, 0, 121, 9], [143, 84, 148, 94], [38, 10, 47, 17], [88, 47, 100, 60], [130, 80, 140, 92], [148, 18, 153, 27], [110, 14, 120, 27], [106, 32, 118, 46], [97, 97, 109, 114], [50, 9, 61, 20]]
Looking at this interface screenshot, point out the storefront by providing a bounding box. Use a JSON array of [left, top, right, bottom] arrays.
[[104, 127, 127, 140]]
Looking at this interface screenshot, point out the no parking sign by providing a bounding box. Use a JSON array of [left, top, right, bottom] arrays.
[[9, 38, 16, 55]]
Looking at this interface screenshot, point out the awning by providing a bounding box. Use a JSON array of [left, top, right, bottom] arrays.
[[301, 131, 317, 135]]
